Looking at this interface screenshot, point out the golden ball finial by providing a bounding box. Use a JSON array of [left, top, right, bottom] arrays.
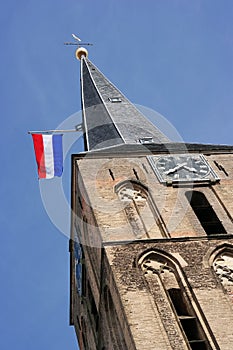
[[76, 47, 88, 60]]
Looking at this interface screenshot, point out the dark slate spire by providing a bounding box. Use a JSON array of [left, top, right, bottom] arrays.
[[80, 53, 170, 151]]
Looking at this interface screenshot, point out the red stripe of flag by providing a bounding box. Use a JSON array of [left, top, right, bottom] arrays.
[[32, 134, 46, 178]]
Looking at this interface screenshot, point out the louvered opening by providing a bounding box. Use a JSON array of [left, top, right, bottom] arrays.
[[168, 289, 209, 350], [186, 191, 226, 235]]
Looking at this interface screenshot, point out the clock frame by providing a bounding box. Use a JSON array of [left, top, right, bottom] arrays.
[[147, 154, 219, 184]]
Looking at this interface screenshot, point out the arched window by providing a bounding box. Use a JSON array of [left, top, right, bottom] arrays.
[[185, 191, 226, 235], [116, 181, 166, 238], [139, 251, 213, 349], [213, 251, 233, 303]]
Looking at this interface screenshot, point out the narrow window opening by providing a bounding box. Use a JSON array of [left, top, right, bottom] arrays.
[[82, 263, 86, 297], [91, 297, 97, 315], [133, 168, 139, 180], [186, 191, 226, 235], [91, 298, 99, 331], [87, 281, 99, 333], [109, 169, 115, 180], [214, 160, 228, 176], [78, 196, 83, 210]]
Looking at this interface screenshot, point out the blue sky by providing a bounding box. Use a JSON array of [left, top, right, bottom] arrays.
[[1, 1, 233, 349]]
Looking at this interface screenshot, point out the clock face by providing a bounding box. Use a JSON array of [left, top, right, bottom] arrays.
[[147, 154, 219, 183]]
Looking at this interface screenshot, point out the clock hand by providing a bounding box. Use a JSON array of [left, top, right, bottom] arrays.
[[165, 162, 187, 175], [183, 166, 198, 173]]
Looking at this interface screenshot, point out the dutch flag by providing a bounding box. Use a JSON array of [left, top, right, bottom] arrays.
[[32, 134, 63, 179]]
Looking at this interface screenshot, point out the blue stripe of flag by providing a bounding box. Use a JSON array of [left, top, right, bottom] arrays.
[[52, 134, 63, 177]]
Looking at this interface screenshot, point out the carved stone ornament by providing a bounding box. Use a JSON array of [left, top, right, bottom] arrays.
[[118, 187, 147, 202], [213, 254, 233, 285], [213, 253, 233, 302]]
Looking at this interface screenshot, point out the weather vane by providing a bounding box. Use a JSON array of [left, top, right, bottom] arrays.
[[64, 33, 93, 47]]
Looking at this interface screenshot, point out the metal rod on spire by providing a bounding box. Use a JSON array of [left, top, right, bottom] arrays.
[[64, 42, 93, 46], [28, 124, 83, 134], [64, 33, 93, 47], [28, 129, 80, 134]]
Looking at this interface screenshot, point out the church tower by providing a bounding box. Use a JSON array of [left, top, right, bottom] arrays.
[[70, 48, 233, 349]]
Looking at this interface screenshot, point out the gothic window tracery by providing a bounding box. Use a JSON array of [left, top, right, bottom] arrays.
[[116, 181, 165, 238], [139, 252, 211, 350], [118, 184, 147, 238], [118, 186, 147, 202], [213, 252, 233, 303]]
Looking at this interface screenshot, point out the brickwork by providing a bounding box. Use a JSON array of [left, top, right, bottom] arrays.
[[75, 150, 233, 241], [105, 238, 233, 349], [70, 147, 233, 349]]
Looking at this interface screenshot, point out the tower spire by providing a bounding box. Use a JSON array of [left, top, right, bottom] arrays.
[[78, 54, 170, 151]]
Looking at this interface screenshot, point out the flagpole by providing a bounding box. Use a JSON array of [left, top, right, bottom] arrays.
[[28, 129, 81, 134]]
